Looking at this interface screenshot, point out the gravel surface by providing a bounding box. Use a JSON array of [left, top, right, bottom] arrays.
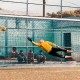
[[0, 66, 80, 80]]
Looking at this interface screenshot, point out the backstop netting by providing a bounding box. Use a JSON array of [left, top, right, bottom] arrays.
[[0, 15, 80, 64]]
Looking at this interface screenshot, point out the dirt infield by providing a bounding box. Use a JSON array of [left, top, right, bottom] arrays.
[[0, 66, 80, 80]]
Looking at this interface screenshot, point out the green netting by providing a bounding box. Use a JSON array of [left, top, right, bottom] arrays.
[[0, 15, 80, 61]]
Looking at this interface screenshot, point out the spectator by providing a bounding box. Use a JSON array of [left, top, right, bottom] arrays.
[[37, 50, 46, 63], [17, 50, 27, 63], [27, 50, 34, 64], [11, 47, 18, 58]]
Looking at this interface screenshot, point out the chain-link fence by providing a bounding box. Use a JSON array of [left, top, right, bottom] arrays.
[[0, 15, 80, 65], [0, 0, 80, 17]]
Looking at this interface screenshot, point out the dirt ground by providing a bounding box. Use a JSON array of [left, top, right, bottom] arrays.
[[0, 66, 80, 80]]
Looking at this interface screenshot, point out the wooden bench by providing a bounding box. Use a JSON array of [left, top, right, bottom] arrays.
[[0, 58, 38, 64]]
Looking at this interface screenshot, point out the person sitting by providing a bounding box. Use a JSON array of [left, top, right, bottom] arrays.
[[11, 47, 18, 58], [17, 50, 27, 63], [27, 50, 34, 64], [37, 50, 46, 63]]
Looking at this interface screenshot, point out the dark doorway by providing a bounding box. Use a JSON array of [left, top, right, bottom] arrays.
[[63, 33, 71, 61], [64, 33, 71, 48]]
